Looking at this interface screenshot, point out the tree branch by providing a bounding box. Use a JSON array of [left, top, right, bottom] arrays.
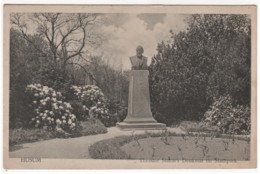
[[66, 62, 97, 84], [10, 14, 48, 57]]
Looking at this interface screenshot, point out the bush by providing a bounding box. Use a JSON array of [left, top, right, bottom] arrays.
[[89, 136, 133, 159], [10, 119, 107, 147], [106, 100, 127, 123], [25, 84, 110, 139], [25, 83, 77, 134], [203, 95, 250, 135], [149, 14, 250, 125], [78, 119, 107, 136], [9, 128, 55, 146], [179, 121, 214, 132], [69, 100, 86, 121], [71, 85, 117, 127]]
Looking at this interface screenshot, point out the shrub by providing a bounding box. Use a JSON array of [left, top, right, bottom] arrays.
[[25, 84, 77, 133], [9, 119, 107, 148], [106, 100, 127, 123], [179, 121, 216, 132], [89, 136, 133, 159], [9, 128, 55, 146], [71, 85, 116, 127], [69, 100, 86, 121], [203, 95, 250, 135], [78, 119, 107, 136], [149, 15, 250, 125]]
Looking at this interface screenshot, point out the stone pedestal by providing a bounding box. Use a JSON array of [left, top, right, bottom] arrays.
[[117, 70, 166, 130]]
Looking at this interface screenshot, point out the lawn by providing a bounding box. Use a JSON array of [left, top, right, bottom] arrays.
[[9, 119, 107, 152], [122, 136, 250, 160], [89, 132, 250, 160]]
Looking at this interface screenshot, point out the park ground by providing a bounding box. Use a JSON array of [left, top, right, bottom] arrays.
[[9, 127, 185, 159]]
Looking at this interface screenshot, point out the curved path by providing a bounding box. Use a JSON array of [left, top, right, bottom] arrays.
[[9, 127, 185, 159]]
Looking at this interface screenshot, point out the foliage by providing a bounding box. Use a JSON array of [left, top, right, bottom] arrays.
[[71, 85, 120, 127], [203, 95, 250, 135], [9, 13, 100, 128], [69, 100, 86, 120], [9, 28, 76, 128], [9, 128, 55, 146], [9, 119, 107, 148], [71, 85, 109, 119], [78, 119, 107, 136], [9, 15, 129, 128], [106, 99, 127, 123], [9, 29, 50, 128], [26, 83, 77, 133], [11, 13, 100, 76], [149, 14, 251, 125], [89, 136, 134, 159], [89, 56, 129, 102], [179, 121, 219, 133]]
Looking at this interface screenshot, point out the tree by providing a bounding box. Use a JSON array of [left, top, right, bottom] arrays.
[[11, 13, 101, 85], [9, 13, 130, 128], [9, 29, 51, 127], [89, 55, 129, 103], [149, 14, 251, 125], [10, 13, 101, 127]]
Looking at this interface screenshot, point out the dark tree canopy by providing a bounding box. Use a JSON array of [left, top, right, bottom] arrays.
[[149, 14, 251, 125], [9, 13, 128, 128]]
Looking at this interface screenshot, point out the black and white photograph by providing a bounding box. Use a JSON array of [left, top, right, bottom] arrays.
[[3, 5, 257, 169]]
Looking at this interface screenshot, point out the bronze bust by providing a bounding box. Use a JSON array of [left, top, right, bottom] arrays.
[[130, 45, 148, 70]]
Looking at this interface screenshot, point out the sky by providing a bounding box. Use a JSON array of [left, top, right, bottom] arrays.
[[12, 13, 189, 70], [94, 13, 189, 70]]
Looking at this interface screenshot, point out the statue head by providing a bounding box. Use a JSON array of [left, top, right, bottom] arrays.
[[130, 45, 148, 70], [136, 45, 144, 57]]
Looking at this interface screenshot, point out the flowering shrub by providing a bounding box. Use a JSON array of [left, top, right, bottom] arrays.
[[26, 84, 77, 133], [71, 85, 113, 126], [203, 95, 250, 135]]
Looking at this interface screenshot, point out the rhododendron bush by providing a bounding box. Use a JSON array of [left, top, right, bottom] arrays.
[[71, 85, 114, 126], [26, 83, 120, 130], [203, 95, 250, 135], [26, 84, 77, 133]]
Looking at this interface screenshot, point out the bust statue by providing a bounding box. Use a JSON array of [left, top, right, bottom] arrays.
[[117, 46, 166, 130], [130, 45, 148, 70]]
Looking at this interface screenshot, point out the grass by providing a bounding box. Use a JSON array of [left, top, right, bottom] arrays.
[[178, 121, 250, 141], [9, 119, 107, 151], [88, 131, 187, 159], [9, 128, 55, 146], [178, 121, 218, 133], [122, 136, 250, 160], [89, 136, 134, 159], [89, 131, 250, 160]]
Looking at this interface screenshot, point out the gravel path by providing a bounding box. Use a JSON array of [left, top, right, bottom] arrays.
[[9, 127, 185, 159]]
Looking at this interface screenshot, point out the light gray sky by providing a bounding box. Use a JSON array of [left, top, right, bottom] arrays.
[[94, 13, 189, 70], [12, 13, 189, 70]]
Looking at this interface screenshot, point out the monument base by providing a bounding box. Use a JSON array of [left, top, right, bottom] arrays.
[[116, 122, 166, 130], [117, 70, 166, 131]]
